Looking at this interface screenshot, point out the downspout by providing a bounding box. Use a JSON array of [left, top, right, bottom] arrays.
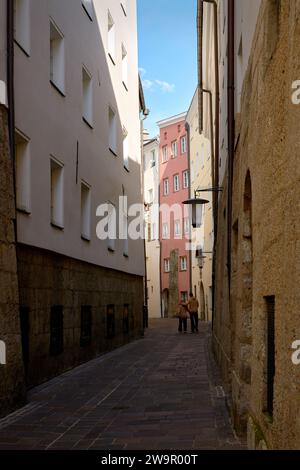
[[185, 122, 192, 294], [227, 0, 235, 293]]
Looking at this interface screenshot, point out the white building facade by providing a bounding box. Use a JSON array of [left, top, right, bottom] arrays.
[[13, 0, 145, 387]]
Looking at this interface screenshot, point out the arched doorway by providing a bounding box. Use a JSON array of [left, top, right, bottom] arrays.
[[162, 289, 169, 318], [240, 170, 253, 386], [200, 282, 205, 321]]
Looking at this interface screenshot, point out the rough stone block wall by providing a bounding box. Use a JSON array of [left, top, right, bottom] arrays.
[[215, 0, 300, 449], [0, 104, 26, 417], [17, 244, 144, 389]]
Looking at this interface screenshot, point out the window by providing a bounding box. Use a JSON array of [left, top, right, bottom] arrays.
[[81, 182, 91, 241], [50, 306, 63, 356], [50, 158, 64, 229], [148, 189, 153, 204], [174, 220, 181, 238], [162, 145, 168, 162], [123, 128, 129, 170], [164, 259, 170, 273], [181, 135, 187, 154], [14, 0, 30, 54], [82, 0, 94, 20], [173, 174, 180, 192], [15, 131, 30, 213], [177, 124, 181, 133], [121, 1, 127, 16], [108, 11, 116, 64], [183, 170, 189, 189], [107, 203, 116, 252], [107, 305, 115, 338], [180, 256, 187, 271], [171, 140, 178, 157], [122, 44, 128, 89], [151, 150, 156, 167], [264, 296, 276, 416], [184, 218, 190, 234], [50, 20, 65, 94], [147, 223, 151, 242], [163, 178, 169, 196], [151, 223, 157, 240], [162, 223, 169, 239], [109, 107, 117, 155], [123, 304, 130, 334], [80, 306, 92, 347], [82, 67, 93, 127]]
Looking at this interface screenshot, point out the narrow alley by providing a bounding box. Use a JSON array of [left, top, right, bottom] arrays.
[[0, 320, 242, 451]]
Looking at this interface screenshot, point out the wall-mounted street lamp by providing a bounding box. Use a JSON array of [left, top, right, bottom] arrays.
[[183, 187, 223, 228]]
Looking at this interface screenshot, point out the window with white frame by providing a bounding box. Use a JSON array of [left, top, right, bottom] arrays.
[[183, 170, 189, 189], [164, 258, 170, 273], [122, 44, 128, 89], [14, 0, 30, 54], [15, 131, 30, 213], [107, 203, 116, 252], [181, 135, 187, 154], [123, 128, 129, 169], [50, 20, 65, 94], [162, 145, 168, 162], [173, 174, 180, 192], [180, 256, 187, 271], [108, 11, 116, 64], [121, 1, 127, 15], [163, 178, 169, 196], [171, 140, 178, 157], [174, 220, 181, 238], [109, 107, 117, 155], [162, 223, 169, 239], [50, 157, 64, 229], [81, 182, 91, 241], [148, 189, 153, 204], [184, 217, 190, 234], [82, 67, 93, 127], [82, 0, 94, 20], [151, 149, 156, 167], [181, 291, 188, 303]]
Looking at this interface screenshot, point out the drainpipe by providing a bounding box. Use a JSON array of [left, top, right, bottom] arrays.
[[227, 0, 235, 292], [185, 122, 192, 294], [197, 0, 220, 327]]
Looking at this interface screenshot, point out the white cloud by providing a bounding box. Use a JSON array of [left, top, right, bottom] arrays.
[[142, 79, 154, 90], [155, 80, 175, 93], [139, 67, 146, 77]]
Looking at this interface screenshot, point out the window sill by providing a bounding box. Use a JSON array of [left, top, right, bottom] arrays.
[[124, 165, 130, 173], [14, 40, 30, 58], [82, 3, 93, 21], [82, 116, 94, 129], [51, 221, 64, 231], [123, 253, 129, 258], [50, 80, 66, 97], [81, 234, 91, 242], [109, 148, 118, 157], [108, 53, 116, 66], [17, 207, 31, 215], [108, 247, 115, 253]]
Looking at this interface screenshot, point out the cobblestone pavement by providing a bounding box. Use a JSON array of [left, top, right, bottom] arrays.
[[0, 319, 244, 450]]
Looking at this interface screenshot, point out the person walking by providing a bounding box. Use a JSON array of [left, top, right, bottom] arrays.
[[177, 303, 188, 333], [188, 293, 199, 333]]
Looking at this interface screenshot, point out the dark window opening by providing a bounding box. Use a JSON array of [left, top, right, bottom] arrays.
[[20, 306, 30, 373], [50, 306, 64, 356], [107, 305, 115, 339], [123, 304, 130, 334], [80, 306, 92, 347], [264, 296, 275, 416]]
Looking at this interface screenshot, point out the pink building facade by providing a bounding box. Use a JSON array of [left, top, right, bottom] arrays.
[[158, 113, 191, 318]]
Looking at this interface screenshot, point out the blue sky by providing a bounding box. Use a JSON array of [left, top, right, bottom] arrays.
[[137, 0, 198, 138]]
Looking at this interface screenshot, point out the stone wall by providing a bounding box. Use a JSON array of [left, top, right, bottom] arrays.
[[0, 104, 26, 417], [17, 244, 144, 389], [214, 0, 300, 449]]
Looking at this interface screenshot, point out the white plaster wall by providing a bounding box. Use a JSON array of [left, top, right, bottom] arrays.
[[15, 0, 144, 277]]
